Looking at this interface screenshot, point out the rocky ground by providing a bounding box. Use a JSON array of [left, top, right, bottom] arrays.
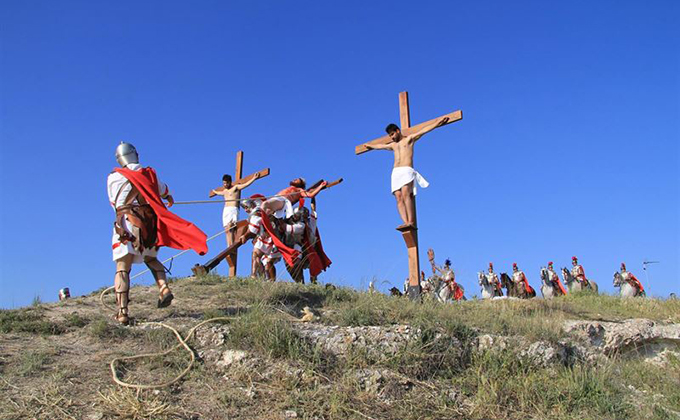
[[1, 275, 678, 419]]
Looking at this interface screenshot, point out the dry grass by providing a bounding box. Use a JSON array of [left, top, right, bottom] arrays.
[[98, 387, 181, 419], [1, 276, 678, 419], [0, 374, 82, 420]]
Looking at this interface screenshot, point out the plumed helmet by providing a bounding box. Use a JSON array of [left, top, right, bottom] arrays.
[[548, 261, 553, 267], [572, 256, 578, 261], [444, 259, 451, 267], [489, 262, 493, 268], [115, 142, 139, 167], [513, 262, 518, 269], [621, 262, 626, 270]]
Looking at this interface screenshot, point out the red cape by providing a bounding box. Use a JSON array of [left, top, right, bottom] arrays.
[[115, 167, 208, 255], [446, 281, 464, 300], [628, 273, 645, 292], [554, 276, 568, 295], [520, 273, 535, 295], [303, 228, 332, 277], [259, 212, 300, 267]]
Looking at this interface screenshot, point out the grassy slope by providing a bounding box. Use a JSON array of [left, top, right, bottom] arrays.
[[0, 275, 678, 420]]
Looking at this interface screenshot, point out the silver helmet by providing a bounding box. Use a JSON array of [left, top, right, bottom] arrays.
[[115, 142, 139, 167]]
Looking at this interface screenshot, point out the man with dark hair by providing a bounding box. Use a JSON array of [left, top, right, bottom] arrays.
[[210, 172, 260, 248], [363, 117, 449, 229]]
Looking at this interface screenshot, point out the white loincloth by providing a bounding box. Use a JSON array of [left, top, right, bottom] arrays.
[[222, 206, 239, 227], [391, 166, 429, 195], [111, 216, 159, 263], [268, 196, 294, 219]]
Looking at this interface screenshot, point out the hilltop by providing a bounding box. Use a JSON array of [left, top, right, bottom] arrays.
[[1, 275, 679, 420]]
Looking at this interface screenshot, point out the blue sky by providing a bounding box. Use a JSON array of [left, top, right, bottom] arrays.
[[1, 0, 678, 307]]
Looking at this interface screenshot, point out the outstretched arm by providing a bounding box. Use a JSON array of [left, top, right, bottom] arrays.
[[236, 173, 261, 191], [409, 116, 449, 142], [303, 181, 328, 199], [209, 188, 226, 198], [364, 142, 393, 151]]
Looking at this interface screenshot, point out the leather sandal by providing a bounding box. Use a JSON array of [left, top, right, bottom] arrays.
[[157, 284, 174, 308]]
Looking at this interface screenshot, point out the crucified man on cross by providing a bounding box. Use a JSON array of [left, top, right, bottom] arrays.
[[210, 172, 261, 246], [364, 117, 449, 229]]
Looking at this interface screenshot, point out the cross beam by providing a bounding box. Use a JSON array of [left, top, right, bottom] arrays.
[[354, 103, 462, 155], [209, 151, 269, 277], [355, 91, 462, 300]]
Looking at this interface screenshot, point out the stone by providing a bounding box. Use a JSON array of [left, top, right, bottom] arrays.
[[215, 349, 248, 369]]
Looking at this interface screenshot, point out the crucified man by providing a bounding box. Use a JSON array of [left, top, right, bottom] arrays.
[[363, 117, 449, 229], [210, 172, 260, 247]]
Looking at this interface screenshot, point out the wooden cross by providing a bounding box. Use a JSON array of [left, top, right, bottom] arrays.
[[210, 151, 269, 277], [355, 91, 462, 299]]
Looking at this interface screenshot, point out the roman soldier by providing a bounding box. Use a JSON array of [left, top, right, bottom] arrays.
[[547, 261, 567, 295], [427, 249, 463, 300], [620, 263, 645, 295], [108, 142, 208, 325], [239, 194, 299, 280], [512, 263, 535, 295], [486, 263, 503, 295], [283, 206, 308, 282], [571, 256, 590, 287]]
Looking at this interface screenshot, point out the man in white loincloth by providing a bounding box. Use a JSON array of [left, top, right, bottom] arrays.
[[210, 173, 260, 247], [363, 117, 449, 229]]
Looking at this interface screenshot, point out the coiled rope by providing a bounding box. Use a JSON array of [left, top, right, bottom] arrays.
[[109, 317, 236, 390]]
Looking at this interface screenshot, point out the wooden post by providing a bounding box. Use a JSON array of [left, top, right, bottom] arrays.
[[225, 151, 245, 276], [355, 91, 463, 301], [398, 92, 420, 300]]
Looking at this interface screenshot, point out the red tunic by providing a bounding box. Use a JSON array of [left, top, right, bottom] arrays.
[[115, 167, 208, 255]]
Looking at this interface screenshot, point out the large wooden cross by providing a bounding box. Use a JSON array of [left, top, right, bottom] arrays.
[[210, 151, 269, 277], [355, 91, 462, 299]]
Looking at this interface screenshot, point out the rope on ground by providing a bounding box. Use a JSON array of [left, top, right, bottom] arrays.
[[99, 229, 226, 312], [109, 316, 236, 390]]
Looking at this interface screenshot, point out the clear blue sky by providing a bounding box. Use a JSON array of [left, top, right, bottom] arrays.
[[1, 0, 678, 308]]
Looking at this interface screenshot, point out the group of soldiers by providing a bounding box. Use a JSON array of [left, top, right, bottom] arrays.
[[227, 185, 330, 284], [108, 142, 332, 325], [410, 254, 646, 301]]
